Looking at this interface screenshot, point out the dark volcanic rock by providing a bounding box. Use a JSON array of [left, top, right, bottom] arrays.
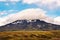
[[0, 19, 60, 31]]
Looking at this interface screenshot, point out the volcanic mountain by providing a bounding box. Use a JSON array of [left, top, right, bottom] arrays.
[[0, 19, 60, 31], [0, 9, 60, 31]]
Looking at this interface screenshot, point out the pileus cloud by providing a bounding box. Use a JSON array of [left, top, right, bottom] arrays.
[[0, 8, 60, 26], [54, 16, 60, 25]]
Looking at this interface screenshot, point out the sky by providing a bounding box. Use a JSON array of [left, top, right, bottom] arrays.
[[0, 0, 60, 26]]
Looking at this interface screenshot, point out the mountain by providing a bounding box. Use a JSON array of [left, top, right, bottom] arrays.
[[0, 19, 60, 31]]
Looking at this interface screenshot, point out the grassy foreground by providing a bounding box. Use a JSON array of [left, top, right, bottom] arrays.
[[0, 31, 60, 40]]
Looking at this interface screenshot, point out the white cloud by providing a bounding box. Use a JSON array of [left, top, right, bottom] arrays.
[[0, 17, 8, 26], [0, 0, 6, 2], [0, 10, 18, 17], [0, 11, 7, 16], [0, 0, 21, 5], [54, 16, 60, 25], [0, 0, 21, 2], [1, 8, 60, 26], [9, 0, 20, 2], [22, 0, 60, 9], [22, 0, 40, 4], [0, 8, 53, 26]]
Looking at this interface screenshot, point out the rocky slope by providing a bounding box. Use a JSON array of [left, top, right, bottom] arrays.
[[0, 19, 60, 31]]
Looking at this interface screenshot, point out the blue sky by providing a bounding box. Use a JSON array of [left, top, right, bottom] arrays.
[[0, 0, 60, 18]]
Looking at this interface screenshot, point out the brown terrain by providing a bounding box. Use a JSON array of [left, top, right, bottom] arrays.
[[0, 31, 60, 40]]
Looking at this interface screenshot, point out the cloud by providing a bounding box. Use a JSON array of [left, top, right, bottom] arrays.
[[1, 8, 60, 26], [0, 0, 21, 5], [0, 11, 7, 16], [54, 16, 60, 25], [0, 17, 8, 26], [0, 8, 53, 26], [0, 0, 6, 2], [9, 0, 20, 2], [22, 0, 40, 4], [0, 10, 18, 17], [22, 0, 60, 9], [0, 0, 21, 2]]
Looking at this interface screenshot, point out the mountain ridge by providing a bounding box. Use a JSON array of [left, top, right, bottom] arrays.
[[0, 19, 60, 31]]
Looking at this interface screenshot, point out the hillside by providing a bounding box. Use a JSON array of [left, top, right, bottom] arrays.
[[0, 19, 60, 31]]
